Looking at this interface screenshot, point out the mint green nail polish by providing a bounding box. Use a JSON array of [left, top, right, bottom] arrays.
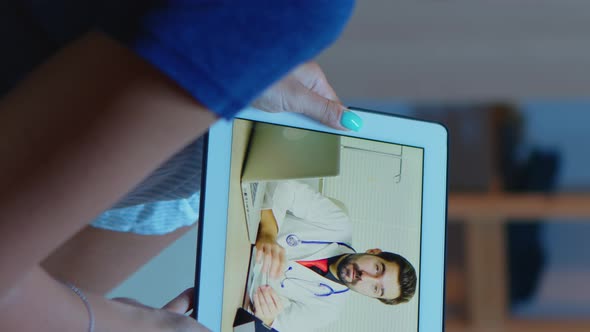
[[341, 111, 363, 131]]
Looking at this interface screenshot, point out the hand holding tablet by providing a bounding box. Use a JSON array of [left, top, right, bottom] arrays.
[[196, 108, 448, 332], [252, 62, 361, 132]]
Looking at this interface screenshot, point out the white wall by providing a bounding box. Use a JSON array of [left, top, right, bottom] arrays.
[[322, 137, 423, 332], [318, 0, 590, 100]]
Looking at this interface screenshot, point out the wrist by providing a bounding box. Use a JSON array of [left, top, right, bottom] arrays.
[[259, 210, 279, 238], [61, 282, 95, 332], [257, 231, 277, 244]]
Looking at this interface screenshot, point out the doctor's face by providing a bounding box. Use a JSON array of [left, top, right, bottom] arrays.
[[337, 252, 401, 301]]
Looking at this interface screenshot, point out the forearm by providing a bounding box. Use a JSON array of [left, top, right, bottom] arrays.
[[0, 31, 216, 294], [258, 209, 279, 240], [0, 266, 143, 332]]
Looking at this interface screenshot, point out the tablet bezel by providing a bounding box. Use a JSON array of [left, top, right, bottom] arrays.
[[195, 107, 448, 331]]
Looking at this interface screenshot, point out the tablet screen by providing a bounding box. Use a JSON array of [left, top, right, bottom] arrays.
[[219, 118, 423, 332]]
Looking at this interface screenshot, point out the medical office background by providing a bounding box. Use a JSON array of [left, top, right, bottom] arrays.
[[221, 119, 423, 331], [109, 2, 590, 332], [322, 136, 423, 332]]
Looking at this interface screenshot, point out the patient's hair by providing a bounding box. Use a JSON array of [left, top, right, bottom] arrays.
[[377, 251, 417, 305]]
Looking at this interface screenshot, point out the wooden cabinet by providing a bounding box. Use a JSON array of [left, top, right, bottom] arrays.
[[445, 193, 590, 332]]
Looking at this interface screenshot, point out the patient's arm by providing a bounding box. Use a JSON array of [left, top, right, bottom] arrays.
[[0, 32, 216, 295], [0, 32, 216, 331]]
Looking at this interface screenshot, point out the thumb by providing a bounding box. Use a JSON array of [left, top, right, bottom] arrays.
[[162, 288, 194, 314], [293, 83, 362, 131], [111, 297, 148, 308]]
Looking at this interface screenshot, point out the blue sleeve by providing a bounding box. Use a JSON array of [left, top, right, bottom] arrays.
[[100, 0, 355, 119]]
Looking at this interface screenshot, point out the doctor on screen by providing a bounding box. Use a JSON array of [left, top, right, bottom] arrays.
[[248, 180, 417, 332]]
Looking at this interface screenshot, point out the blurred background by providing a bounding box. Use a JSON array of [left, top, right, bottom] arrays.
[[316, 1, 590, 331], [101, 1, 590, 331]]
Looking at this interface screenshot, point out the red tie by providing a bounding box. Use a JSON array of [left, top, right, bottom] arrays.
[[297, 258, 329, 273]]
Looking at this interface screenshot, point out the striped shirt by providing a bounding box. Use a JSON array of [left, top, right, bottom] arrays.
[[91, 137, 204, 234]]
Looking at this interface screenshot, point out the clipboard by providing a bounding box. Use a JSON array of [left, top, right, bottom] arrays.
[[233, 308, 278, 332]]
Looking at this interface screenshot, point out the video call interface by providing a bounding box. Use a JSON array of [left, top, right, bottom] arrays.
[[221, 119, 424, 332]]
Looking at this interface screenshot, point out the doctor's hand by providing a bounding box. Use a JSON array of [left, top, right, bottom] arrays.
[[255, 233, 286, 280], [256, 210, 286, 279], [252, 285, 284, 327], [252, 61, 363, 132]]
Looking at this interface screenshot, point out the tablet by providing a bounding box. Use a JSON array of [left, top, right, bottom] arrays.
[[195, 107, 447, 332]]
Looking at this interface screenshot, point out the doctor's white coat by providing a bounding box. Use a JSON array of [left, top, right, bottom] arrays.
[[249, 180, 354, 332]]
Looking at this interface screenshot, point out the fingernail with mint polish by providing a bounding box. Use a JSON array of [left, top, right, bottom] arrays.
[[340, 110, 363, 131]]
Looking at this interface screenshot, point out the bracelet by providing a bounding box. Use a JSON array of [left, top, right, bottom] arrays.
[[63, 282, 95, 332]]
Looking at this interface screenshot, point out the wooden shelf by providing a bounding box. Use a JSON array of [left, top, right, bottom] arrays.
[[449, 193, 590, 220], [445, 192, 590, 332], [446, 319, 590, 332]]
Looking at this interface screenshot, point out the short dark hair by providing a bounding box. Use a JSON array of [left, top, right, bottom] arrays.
[[376, 251, 417, 305]]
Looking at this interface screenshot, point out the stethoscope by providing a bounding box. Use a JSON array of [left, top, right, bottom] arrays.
[[279, 234, 355, 297], [280, 266, 350, 297], [284, 234, 355, 252]]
